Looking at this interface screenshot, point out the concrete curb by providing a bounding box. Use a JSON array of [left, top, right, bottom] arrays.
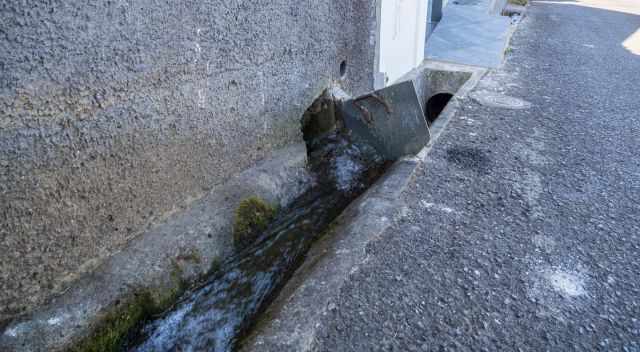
[[0, 143, 311, 352], [239, 64, 486, 352]]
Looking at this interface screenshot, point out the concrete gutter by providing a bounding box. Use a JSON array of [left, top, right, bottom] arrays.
[[0, 143, 311, 352], [239, 62, 486, 351], [1, 62, 485, 351]]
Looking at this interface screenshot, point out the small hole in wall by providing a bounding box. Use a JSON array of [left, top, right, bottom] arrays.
[[339, 60, 347, 79]]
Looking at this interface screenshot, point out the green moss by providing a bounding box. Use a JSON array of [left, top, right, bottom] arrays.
[[71, 198, 276, 351], [71, 269, 186, 352], [153, 265, 187, 311], [208, 258, 222, 275], [508, 0, 527, 6], [70, 292, 154, 352], [233, 196, 277, 249]]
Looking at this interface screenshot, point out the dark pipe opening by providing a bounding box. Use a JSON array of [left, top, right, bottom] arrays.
[[425, 92, 453, 125], [300, 92, 337, 147]]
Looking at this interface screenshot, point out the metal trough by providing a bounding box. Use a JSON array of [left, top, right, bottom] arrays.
[[339, 80, 430, 160]]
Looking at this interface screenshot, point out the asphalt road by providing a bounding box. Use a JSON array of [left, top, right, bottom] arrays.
[[313, 1, 640, 351]]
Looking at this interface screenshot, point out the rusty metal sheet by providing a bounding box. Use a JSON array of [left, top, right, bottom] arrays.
[[340, 80, 430, 160]]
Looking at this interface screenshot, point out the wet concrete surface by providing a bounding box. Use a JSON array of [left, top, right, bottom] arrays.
[[313, 1, 640, 351]]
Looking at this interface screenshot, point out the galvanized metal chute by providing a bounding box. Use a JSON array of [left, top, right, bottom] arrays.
[[338, 80, 430, 160]]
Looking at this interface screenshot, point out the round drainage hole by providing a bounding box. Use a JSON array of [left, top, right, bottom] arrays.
[[426, 93, 453, 125]]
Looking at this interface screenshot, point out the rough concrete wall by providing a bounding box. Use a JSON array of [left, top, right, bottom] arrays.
[[0, 0, 376, 323]]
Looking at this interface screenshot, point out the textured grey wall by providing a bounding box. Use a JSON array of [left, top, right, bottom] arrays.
[[0, 0, 376, 323]]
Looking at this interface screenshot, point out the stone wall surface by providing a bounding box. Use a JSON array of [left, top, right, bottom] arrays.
[[0, 0, 376, 324]]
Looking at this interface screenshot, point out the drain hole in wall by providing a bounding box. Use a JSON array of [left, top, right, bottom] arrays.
[[425, 93, 453, 125], [339, 60, 347, 79]]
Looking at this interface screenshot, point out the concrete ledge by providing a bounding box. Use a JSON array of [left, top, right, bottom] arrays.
[[0, 143, 311, 352], [425, 0, 514, 68], [397, 60, 482, 111]]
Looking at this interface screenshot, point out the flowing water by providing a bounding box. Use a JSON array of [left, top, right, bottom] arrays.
[[124, 130, 388, 352]]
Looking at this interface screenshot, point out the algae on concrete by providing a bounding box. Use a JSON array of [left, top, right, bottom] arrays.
[[71, 268, 186, 352], [233, 197, 277, 249], [71, 292, 155, 352], [208, 258, 222, 276]]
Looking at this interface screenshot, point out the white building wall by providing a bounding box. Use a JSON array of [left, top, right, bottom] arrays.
[[376, 0, 428, 87]]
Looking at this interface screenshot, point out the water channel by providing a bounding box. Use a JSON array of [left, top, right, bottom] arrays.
[[123, 129, 389, 352]]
